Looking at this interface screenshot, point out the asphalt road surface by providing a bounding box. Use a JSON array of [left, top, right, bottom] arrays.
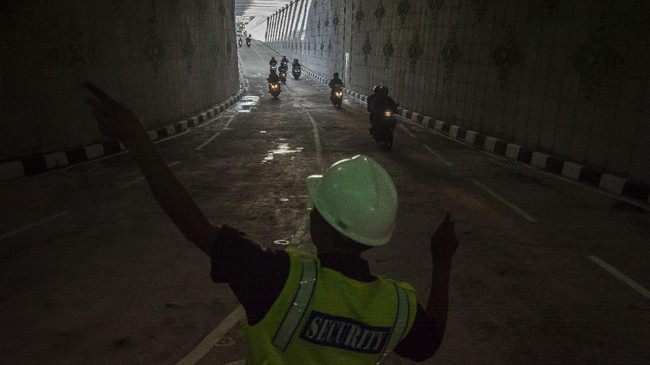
[[1, 39, 649, 364]]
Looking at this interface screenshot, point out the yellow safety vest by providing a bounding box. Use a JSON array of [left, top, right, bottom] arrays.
[[241, 249, 417, 364]]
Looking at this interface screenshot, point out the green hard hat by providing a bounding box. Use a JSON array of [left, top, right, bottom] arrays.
[[306, 155, 397, 246]]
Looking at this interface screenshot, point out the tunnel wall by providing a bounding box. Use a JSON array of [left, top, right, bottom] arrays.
[[265, 0, 650, 184], [245, 16, 268, 40], [0, 0, 239, 162]]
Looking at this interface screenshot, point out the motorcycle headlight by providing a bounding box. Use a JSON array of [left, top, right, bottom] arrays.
[[384, 110, 393, 117]]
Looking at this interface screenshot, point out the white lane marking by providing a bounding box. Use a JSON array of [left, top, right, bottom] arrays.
[[195, 115, 236, 151], [588, 256, 650, 300], [470, 178, 538, 222], [175, 305, 246, 365], [118, 161, 181, 189], [284, 86, 324, 172], [423, 145, 453, 167], [0, 211, 70, 241], [195, 131, 222, 151], [252, 46, 267, 62], [398, 123, 416, 138]]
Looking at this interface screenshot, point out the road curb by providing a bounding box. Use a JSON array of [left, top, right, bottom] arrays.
[[396, 108, 650, 205], [0, 90, 246, 182]]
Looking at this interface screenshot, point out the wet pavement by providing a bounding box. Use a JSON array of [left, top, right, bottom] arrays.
[[1, 39, 649, 364]]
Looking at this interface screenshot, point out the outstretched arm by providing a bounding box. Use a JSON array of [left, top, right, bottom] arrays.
[[84, 82, 218, 254], [426, 214, 459, 345]]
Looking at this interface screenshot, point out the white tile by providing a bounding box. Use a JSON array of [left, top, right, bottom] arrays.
[[449, 125, 460, 138], [531, 152, 550, 169], [599, 173, 626, 194], [506, 143, 522, 159], [465, 130, 478, 144], [484, 136, 498, 152], [561, 162, 584, 180]]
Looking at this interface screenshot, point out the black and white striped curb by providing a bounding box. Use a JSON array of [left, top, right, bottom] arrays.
[[401, 110, 650, 205], [396, 106, 650, 206], [297, 67, 650, 205], [0, 90, 245, 182]]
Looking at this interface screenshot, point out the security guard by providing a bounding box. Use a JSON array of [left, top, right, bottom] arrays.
[[84, 82, 459, 364]]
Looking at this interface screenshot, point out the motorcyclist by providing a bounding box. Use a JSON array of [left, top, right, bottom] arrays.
[[238, 37, 242, 47], [278, 62, 288, 83], [267, 70, 280, 92], [280, 56, 289, 68], [328, 72, 344, 98], [269, 57, 278, 72], [372, 86, 398, 128], [246, 34, 252, 46], [292, 58, 301, 70], [367, 85, 381, 134]]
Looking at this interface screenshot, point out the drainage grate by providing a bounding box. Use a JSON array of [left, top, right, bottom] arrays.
[[65, 162, 99, 176], [490, 157, 521, 167]]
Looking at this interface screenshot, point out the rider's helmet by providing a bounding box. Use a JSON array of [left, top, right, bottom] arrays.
[[306, 155, 397, 246], [333, 72, 339, 78], [378, 86, 389, 96], [373, 85, 381, 93]]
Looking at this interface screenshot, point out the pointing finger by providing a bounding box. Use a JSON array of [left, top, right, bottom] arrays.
[[83, 82, 118, 106]]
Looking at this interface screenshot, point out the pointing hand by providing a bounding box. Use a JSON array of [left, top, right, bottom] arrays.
[[84, 82, 145, 145], [430, 214, 459, 260]]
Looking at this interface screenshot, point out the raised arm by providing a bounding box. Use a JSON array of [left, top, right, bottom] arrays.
[[84, 82, 218, 254], [426, 214, 459, 344]]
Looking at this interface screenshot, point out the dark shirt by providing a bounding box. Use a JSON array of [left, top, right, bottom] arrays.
[[367, 93, 378, 112], [328, 78, 344, 89], [210, 225, 439, 362], [373, 95, 398, 112]]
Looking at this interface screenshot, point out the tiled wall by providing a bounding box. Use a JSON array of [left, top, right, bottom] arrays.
[[266, 0, 650, 184], [0, 0, 239, 160]]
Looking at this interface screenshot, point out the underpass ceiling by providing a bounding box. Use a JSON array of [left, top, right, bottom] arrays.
[[235, 0, 294, 17]]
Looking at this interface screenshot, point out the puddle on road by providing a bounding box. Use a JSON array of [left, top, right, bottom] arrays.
[[236, 95, 260, 113], [262, 143, 303, 163]]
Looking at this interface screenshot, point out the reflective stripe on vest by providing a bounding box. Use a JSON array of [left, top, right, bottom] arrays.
[[272, 258, 318, 351], [376, 283, 410, 364]]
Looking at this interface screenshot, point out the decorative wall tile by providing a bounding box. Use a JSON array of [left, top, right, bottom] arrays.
[[398, 0, 411, 28], [441, 25, 461, 76], [490, 24, 522, 87], [375, 1, 386, 27], [383, 35, 394, 69], [408, 32, 423, 72]]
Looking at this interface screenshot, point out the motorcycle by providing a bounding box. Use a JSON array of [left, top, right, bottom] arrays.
[[371, 108, 397, 150], [270, 65, 277, 74], [246, 38, 251, 47], [238, 38, 242, 48], [330, 86, 344, 108], [269, 82, 281, 98], [279, 66, 287, 84], [292, 66, 301, 79]]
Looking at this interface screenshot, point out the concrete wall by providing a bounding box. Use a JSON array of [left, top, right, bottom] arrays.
[[266, 0, 650, 184], [0, 0, 239, 161]]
